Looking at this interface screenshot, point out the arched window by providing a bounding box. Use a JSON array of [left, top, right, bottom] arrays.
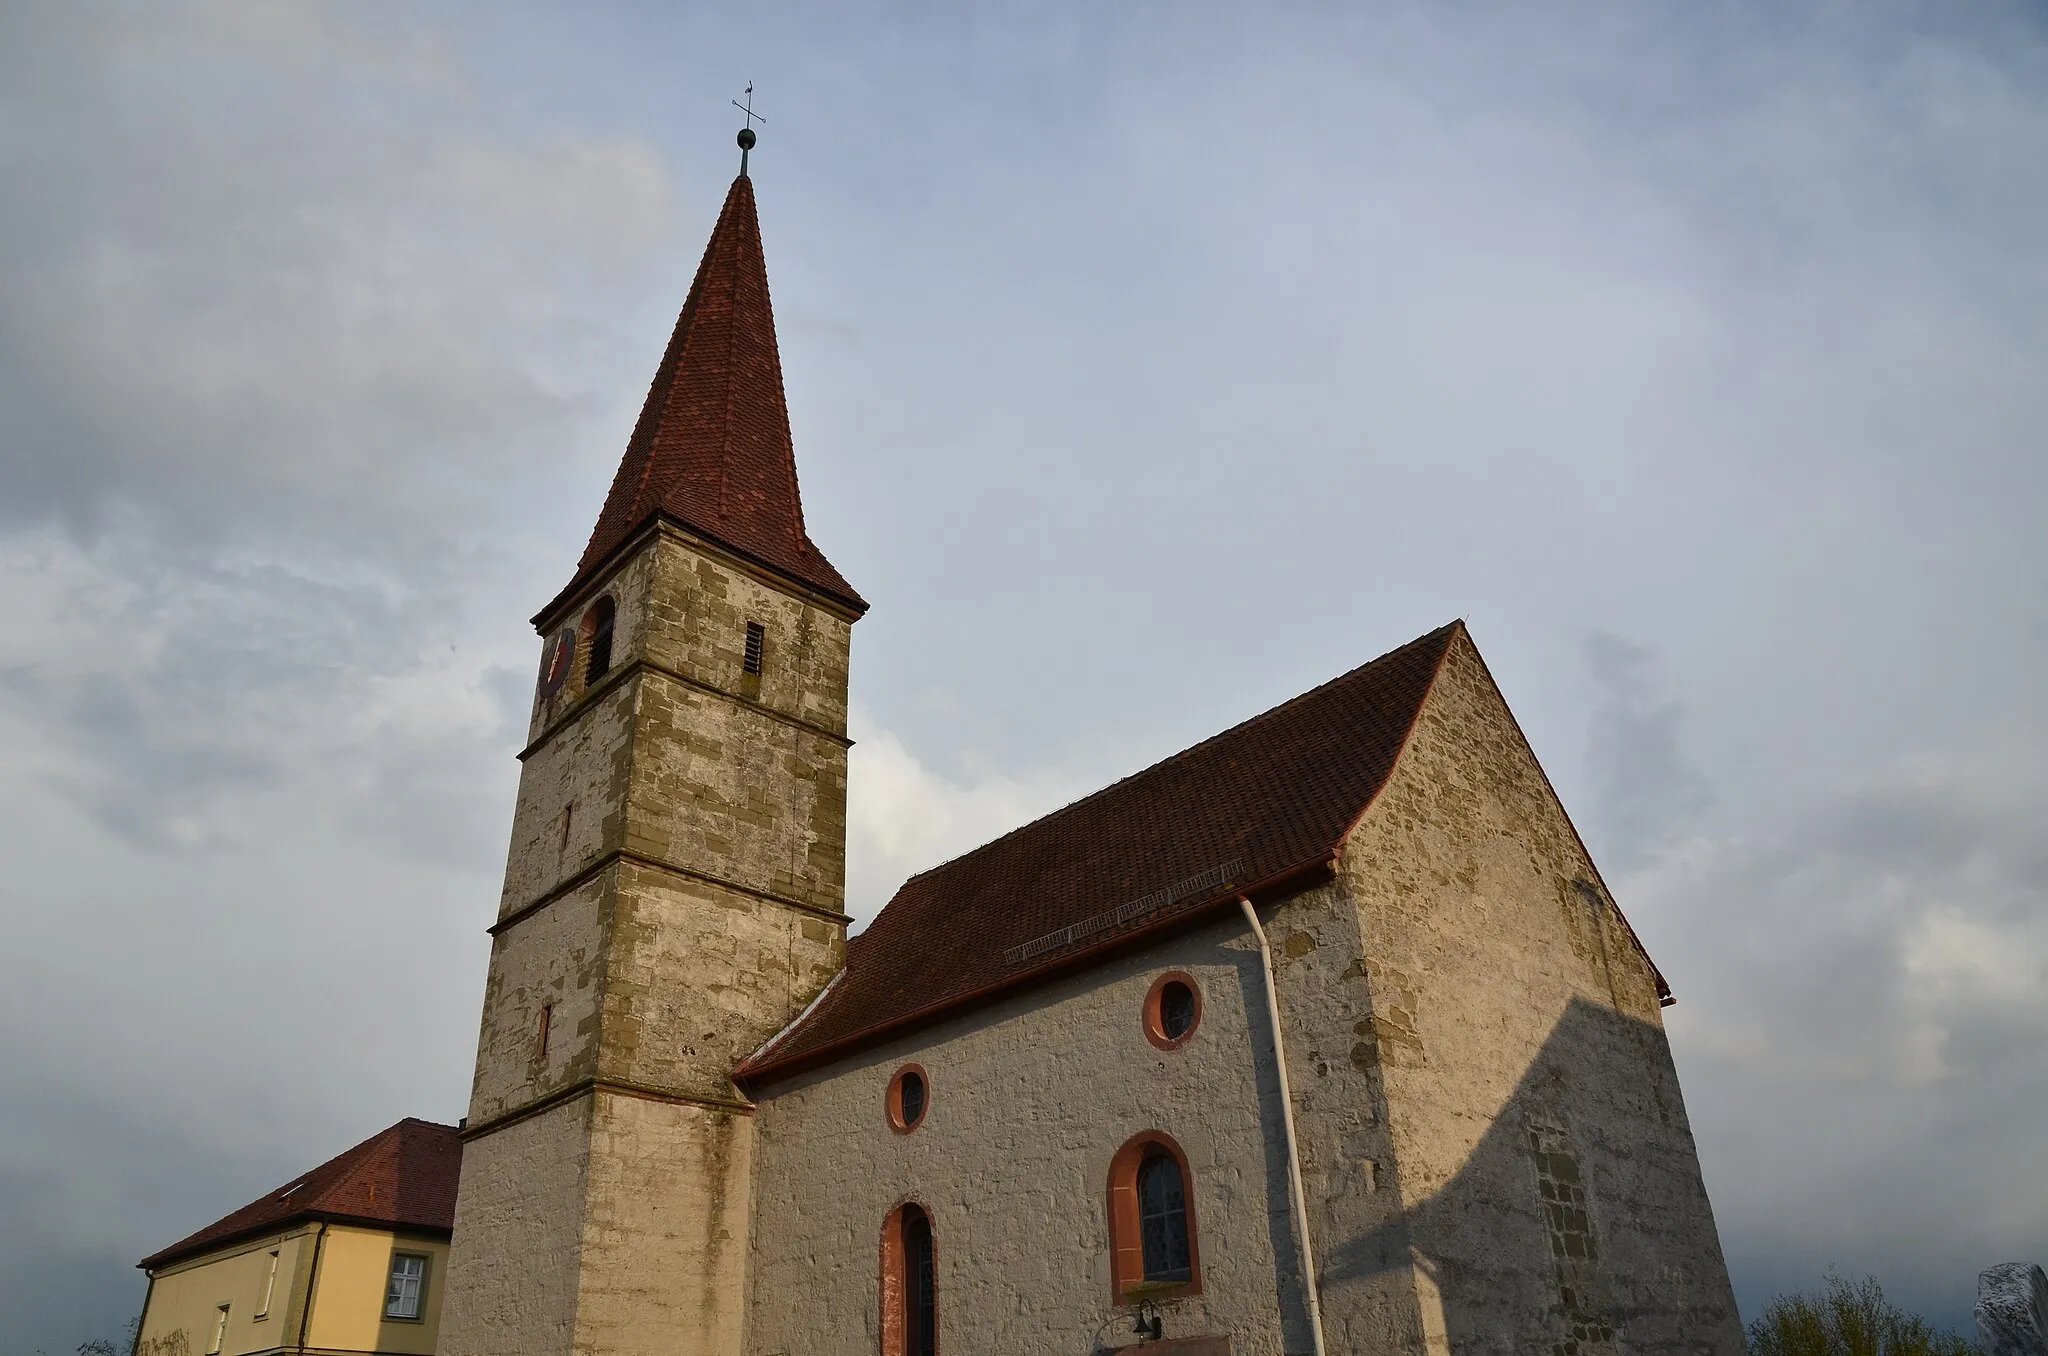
[[880, 1201, 938, 1356], [905, 1206, 936, 1356], [1138, 1155, 1192, 1282], [1106, 1131, 1202, 1300], [581, 596, 616, 686]]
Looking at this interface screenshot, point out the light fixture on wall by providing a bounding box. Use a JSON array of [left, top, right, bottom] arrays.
[[1132, 1300, 1162, 1340]]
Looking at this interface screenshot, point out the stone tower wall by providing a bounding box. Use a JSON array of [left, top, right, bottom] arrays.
[[441, 525, 854, 1356]]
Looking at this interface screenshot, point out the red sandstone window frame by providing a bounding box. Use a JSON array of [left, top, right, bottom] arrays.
[[1142, 972, 1203, 1052], [1105, 1130, 1203, 1302], [886, 1063, 929, 1134], [879, 1198, 939, 1356], [580, 595, 617, 687]]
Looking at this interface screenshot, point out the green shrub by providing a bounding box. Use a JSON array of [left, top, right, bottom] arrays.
[[1748, 1273, 1976, 1356]]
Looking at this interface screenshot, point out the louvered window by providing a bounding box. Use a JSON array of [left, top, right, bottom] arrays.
[[583, 596, 616, 684]]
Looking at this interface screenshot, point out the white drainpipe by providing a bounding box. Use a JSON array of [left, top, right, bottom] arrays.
[[1240, 895, 1330, 1356]]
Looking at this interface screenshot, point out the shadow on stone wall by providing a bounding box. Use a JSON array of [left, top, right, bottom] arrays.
[[1318, 996, 1744, 1356]]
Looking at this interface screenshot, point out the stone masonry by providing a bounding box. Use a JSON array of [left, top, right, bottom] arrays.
[[739, 627, 1744, 1355], [439, 524, 857, 1356], [438, 162, 1743, 1356]]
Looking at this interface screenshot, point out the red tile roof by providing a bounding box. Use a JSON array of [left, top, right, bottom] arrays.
[[139, 1118, 461, 1271], [545, 172, 863, 624], [741, 623, 1464, 1082]]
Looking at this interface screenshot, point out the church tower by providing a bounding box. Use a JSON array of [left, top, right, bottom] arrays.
[[440, 165, 864, 1356]]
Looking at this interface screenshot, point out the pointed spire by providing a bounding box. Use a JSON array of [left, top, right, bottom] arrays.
[[558, 174, 864, 617]]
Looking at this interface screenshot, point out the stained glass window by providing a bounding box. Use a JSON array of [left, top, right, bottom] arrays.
[[904, 1206, 936, 1356], [1138, 1154, 1192, 1282]]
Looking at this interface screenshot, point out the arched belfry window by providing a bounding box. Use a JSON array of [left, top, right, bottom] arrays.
[[581, 596, 616, 686], [1106, 1132, 1202, 1300], [881, 1201, 938, 1356]]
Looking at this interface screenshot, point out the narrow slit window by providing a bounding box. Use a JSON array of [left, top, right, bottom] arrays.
[[537, 1004, 553, 1058], [743, 622, 765, 676], [882, 1201, 939, 1356], [905, 1206, 937, 1356]]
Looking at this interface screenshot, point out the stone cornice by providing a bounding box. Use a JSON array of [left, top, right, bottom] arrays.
[[517, 656, 851, 765], [489, 848, 851, 938], [460, 1077, 756, 1145]]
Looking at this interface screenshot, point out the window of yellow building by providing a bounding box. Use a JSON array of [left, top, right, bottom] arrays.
[[386, 1252, 428, 1320], [255, 1249, 279, 1318]]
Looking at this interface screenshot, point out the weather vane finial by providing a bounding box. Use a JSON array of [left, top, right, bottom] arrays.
[[732, 82, 765, 176]]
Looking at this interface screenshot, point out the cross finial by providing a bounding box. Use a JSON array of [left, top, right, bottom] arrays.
[[733, 82, 765, 175]]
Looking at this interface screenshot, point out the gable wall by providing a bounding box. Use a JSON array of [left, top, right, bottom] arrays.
[[1269, 629, 1741, 1354], [743, 916, 1319, 1356], [739, 627, 1740, 1356]]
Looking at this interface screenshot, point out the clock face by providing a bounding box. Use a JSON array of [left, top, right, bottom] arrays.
[[540, 627, 577, 696]]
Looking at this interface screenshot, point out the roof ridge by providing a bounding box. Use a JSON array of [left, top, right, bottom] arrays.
[[891, 621, 1462, 891]]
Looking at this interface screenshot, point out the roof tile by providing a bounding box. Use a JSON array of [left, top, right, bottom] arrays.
[[742, 622, 1461, 1079], [139, 1118, 460, 1271], [548, 173, 862, 621]]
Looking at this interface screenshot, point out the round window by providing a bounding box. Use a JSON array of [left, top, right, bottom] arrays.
[[1159, 982, 1196, 1040], [887, 1064, 928, 1133], [1144, 973, 1203, 1050]]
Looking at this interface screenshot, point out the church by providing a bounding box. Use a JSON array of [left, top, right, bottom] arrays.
[[434, 146, 1747, 1356]]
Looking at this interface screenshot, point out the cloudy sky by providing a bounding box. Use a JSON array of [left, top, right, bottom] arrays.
[[2, 2, 2043, 1347]]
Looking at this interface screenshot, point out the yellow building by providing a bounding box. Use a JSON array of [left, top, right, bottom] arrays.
[[134, 1118, 459, 1356]]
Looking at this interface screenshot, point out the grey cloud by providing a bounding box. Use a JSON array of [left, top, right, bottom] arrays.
[[0, 1, 679, 558], [2, 2, 2045, 1351], [1626, 767, 2048, 1330], [1581, 633, 1715, 872]]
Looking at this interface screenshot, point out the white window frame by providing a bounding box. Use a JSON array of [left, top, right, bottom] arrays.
[[207, 1303, 230, 1354], [385, 1251, 429, 1321], [255, 1249, 279, 1318]]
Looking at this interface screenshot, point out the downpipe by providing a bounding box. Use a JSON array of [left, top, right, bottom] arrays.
[[1240, 895, 1330, 1356]]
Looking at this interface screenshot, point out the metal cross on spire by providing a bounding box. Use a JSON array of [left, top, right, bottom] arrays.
[[733, 82, 765, 175]]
